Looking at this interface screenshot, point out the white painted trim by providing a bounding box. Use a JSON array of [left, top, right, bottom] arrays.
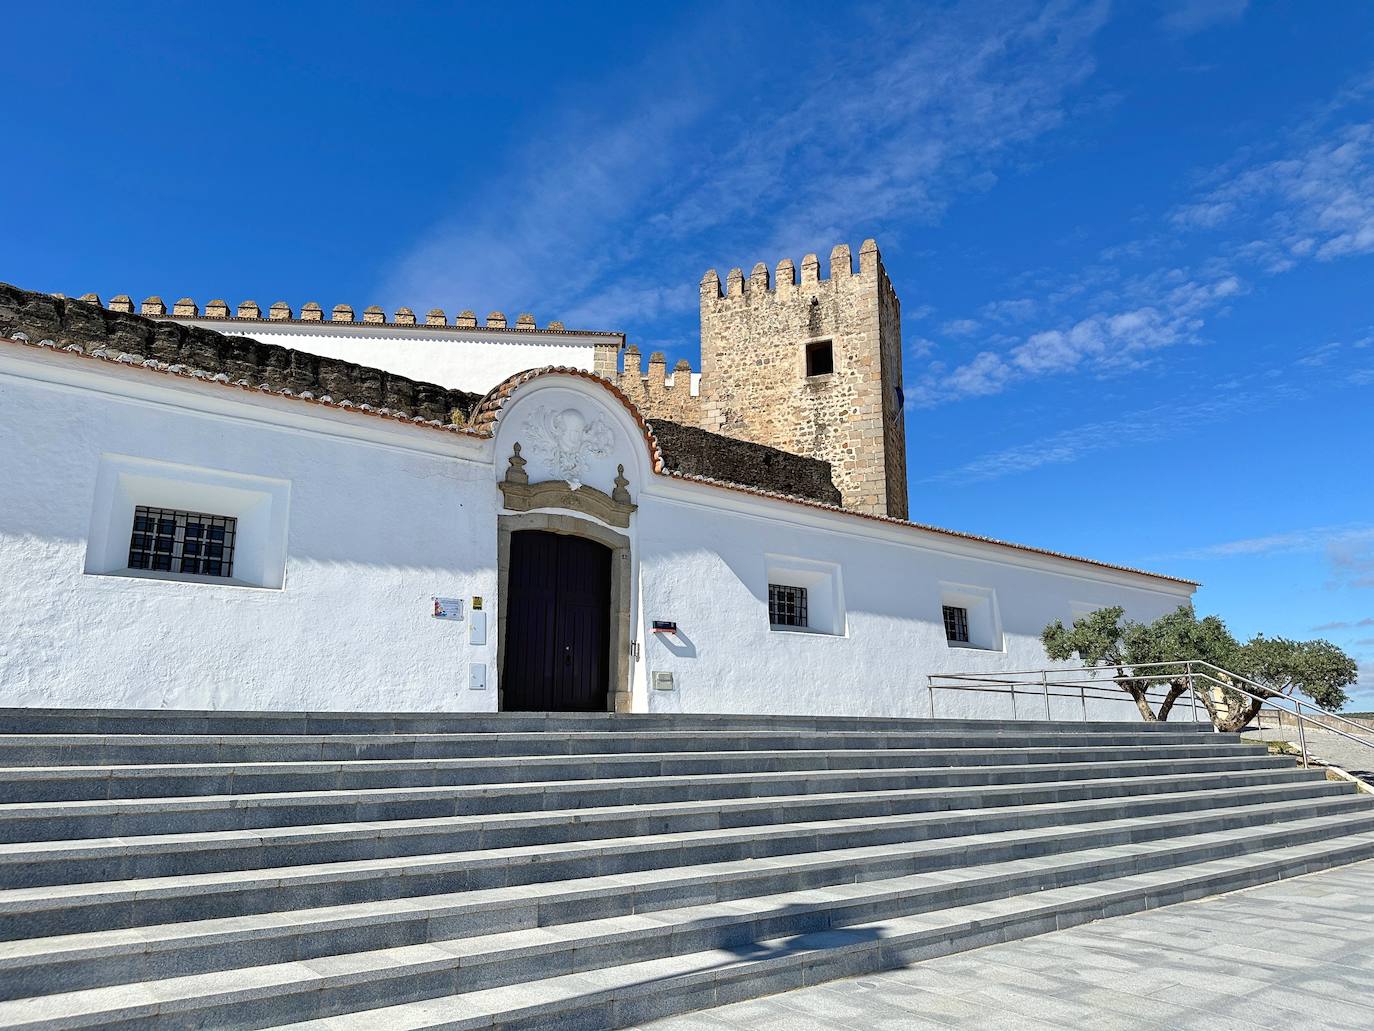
[[0, 345, 491, 466], [641, 475, 1195, 597]]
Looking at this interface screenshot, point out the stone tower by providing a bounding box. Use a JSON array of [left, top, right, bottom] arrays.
[[696, 239, 908, 518]]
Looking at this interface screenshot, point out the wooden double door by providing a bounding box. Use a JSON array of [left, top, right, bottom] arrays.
[[501, 530, 612, 712]]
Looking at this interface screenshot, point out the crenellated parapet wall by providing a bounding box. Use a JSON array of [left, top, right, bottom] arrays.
[[82, 293, 603, 336], [611, 346, 702, 425], [696, 239, 908, 519]]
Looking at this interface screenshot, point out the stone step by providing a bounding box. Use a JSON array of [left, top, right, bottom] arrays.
[[5, 803, 1372, 999], [5, 787, 1359, 943], [0, 708, 1211, 737], [255, 830, 1374, 1031], [0, 726, 1223, 767], [0, 741, 1267, 803], [2, 775, 1344, 890], [6, 825, 1373, 1030], [0, 761, 1313, 843]]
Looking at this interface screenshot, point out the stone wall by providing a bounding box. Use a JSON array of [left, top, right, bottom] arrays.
[[648, 419, 841, 506], [0, 284, 482, 424], [695, 239, 908, 519], [613, 346, 702, 425]]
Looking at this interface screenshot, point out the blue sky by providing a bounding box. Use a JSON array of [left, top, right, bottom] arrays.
[[6, 1, 1374, 706]]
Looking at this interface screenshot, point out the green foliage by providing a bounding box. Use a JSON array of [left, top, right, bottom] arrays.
[[1236, 635, 1357, 712], [1040, 605, 1359, 727]]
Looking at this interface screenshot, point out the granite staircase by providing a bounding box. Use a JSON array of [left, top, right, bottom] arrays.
[[1, 709, 1373, 1030]]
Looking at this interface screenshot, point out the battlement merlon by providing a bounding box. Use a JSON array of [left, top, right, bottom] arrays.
[[698, 238, 894, 308], [84, 294, 622, 340]]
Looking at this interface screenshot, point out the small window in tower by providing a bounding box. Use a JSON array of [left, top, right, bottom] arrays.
[[805, 340, 834, 377]]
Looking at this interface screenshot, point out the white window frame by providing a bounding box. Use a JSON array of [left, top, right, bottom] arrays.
[[938, 582, 1003, 652], [84, 454, 291, 589], [764, 555, 846, 636]]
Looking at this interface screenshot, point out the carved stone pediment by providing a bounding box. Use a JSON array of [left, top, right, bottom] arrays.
[[498, 443, 637, 528]]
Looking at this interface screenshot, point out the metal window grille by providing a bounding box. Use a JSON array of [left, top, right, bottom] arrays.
[[942, 604, 970, 643], [128, 506, 237, 578], [769, 584, 808, 628]]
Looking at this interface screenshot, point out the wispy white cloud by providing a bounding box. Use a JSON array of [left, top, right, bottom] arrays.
[[920, 390, 1256, 484], [1159, 524, 1374, 561], [378, 1, 1113, 345], [1314, 618, 1374, 631], [941, 318, 981, 337], [1158, 0, 1249, 36]]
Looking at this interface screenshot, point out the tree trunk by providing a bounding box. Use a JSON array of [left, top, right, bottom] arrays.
[[1155, 679, 1190, 722]]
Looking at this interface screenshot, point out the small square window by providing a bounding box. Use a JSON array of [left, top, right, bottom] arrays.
[[127, 506, 237, 579], [805, 340, 834, 377], [942, 604, 970, 644], [769, 583, 809, 628]]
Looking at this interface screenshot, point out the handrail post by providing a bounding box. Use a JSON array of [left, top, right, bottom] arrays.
[[1042, 671, 1051, 721], [927, 680, 936, 720], [1080, 684, 1087, 721], [1296, 710, 1310, 769], [1187, 662, 1199, 724]]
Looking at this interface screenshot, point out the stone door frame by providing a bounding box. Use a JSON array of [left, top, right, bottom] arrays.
[[496, 512, 633, 713]]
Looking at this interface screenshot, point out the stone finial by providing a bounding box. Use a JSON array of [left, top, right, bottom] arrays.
[[331, 304, 353, 322], [749, 261, 770, 292], [237, 300, 262, 319], [78, 292, 101, 306], [486, 311, 507, 329], [141, 296, 166, 316], [547, 320, 565, 331], [108, 295, 134, 313], [859, 237, 879, 274], [700, 268, 722, 299], [426, 308, 447, 326], [800, 253, 820, 284], [649, 351, 666, 365], [516, 313, 536, 330], [455, 310, 477, 329], [830, 243, 852, 278], [725, 268, 745, 297], [172, 297, 198, 317], [776, 258, 796, 287], [394, 307, 416, 325], [611, 464, 631, 505], [205, 299, 230, 318], [362, 305, 385, 324], [269, 301, 292, 320], [301, 302, 324, 322], [505, 442, 529, 485]]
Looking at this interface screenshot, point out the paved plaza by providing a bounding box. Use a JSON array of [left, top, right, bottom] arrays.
[[639, 858, 1374, 1031]]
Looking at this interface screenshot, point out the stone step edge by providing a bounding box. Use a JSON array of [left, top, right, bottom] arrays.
[[5, 804, 1373, 977], [0, 785, 1363, 918], [0, 742, 1265, 780], [0, 763, 1313, 822], [261, 833, 1374, 1031], [0, 774, 1344, 868], [8, 828, 1374, 1031]]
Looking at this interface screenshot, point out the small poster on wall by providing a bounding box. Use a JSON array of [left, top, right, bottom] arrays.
[[432, 597, 465, 621]]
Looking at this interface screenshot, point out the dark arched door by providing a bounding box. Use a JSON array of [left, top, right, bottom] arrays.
[[502, 530, 611, 711]]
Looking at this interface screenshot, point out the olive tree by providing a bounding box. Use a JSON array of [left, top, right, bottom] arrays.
[[1041, 605, 1357, 732]]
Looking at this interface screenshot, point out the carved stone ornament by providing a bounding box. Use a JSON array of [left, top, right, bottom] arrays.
[[499, 443, 637, 528], [521, 406, 615, 490]]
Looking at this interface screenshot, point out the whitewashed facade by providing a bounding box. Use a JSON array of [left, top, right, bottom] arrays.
[[0, 335, 1194, 718]]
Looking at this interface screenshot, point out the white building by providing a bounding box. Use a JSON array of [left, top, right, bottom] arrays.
[[0, 250, 1196, 718]]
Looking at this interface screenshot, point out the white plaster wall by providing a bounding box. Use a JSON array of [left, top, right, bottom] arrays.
[[175, 319, 608, 394], [634, 481, 1197, 722], [0, 349, 501, 712]]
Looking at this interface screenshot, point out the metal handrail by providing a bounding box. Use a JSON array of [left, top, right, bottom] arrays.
[[927, 659, 1374, 772]]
